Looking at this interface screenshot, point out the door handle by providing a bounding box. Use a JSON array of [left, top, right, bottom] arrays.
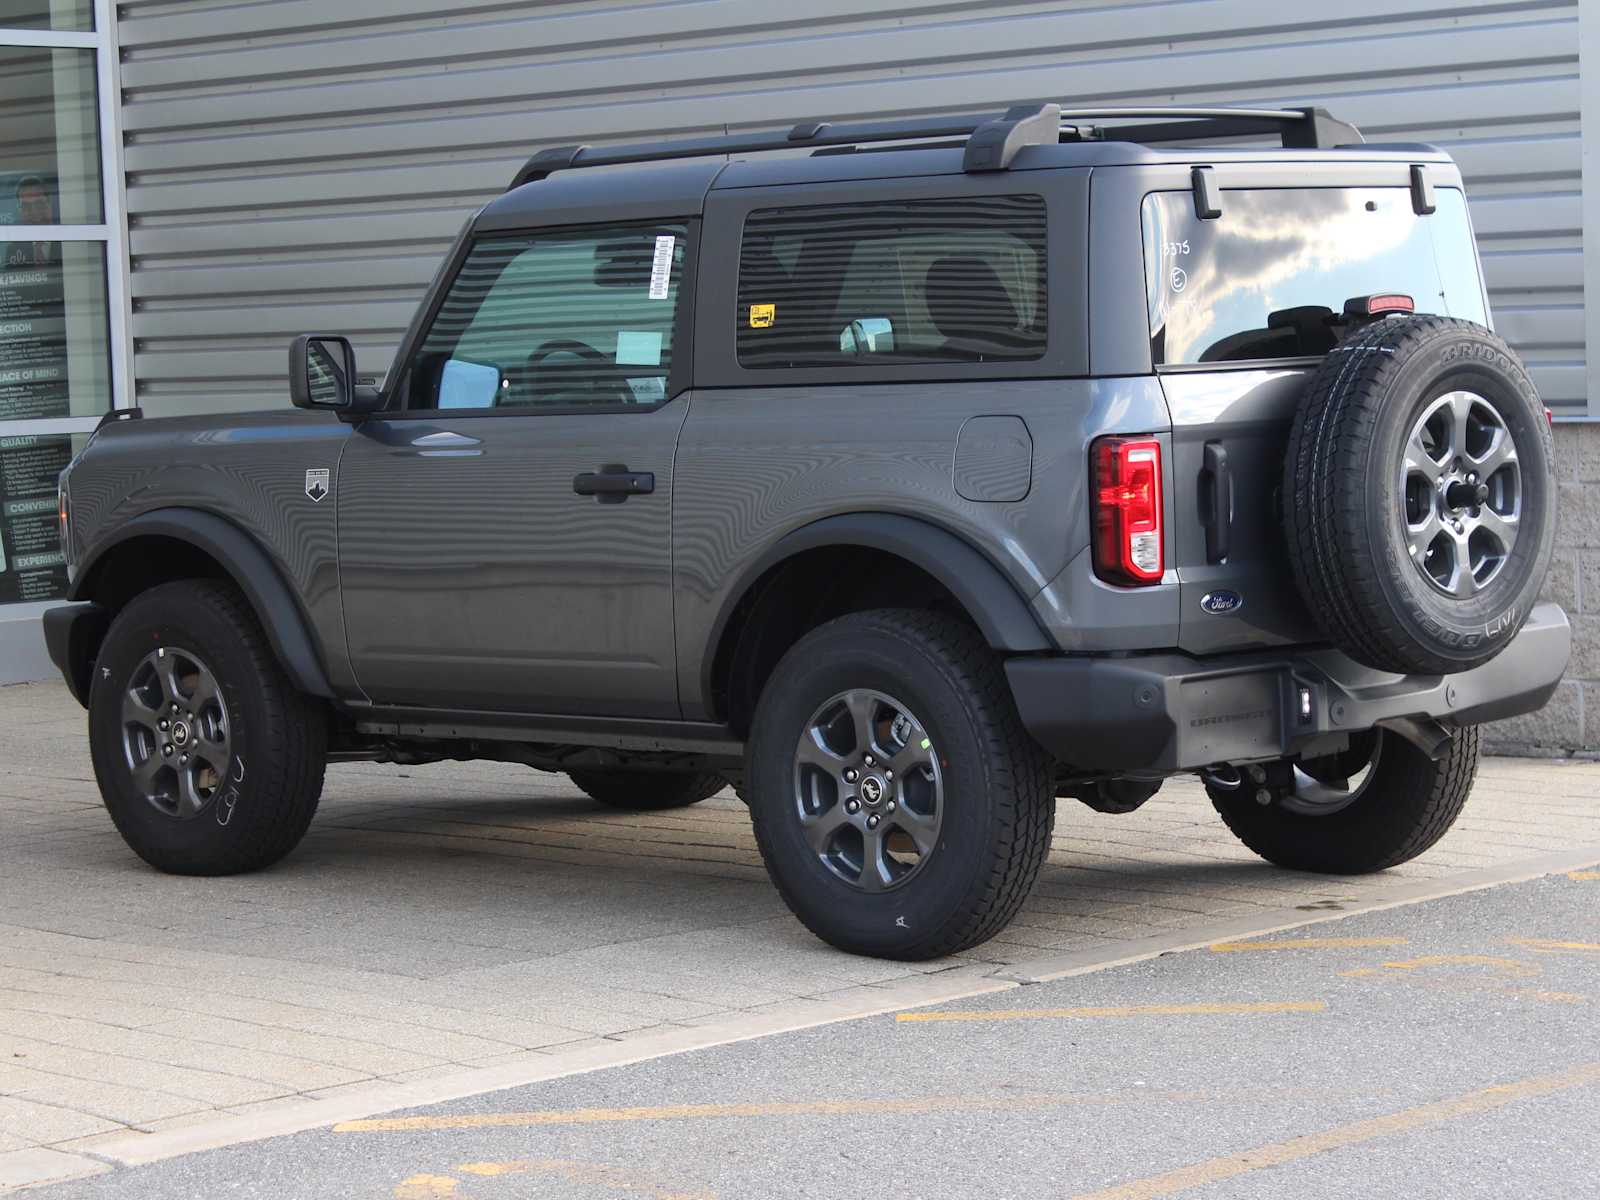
[[573, 464, 654, 502], [1201, 440, 1232, 564], [410, 430, 480, 448]]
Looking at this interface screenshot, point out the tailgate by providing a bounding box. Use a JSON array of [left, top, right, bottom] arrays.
[[1162, 368, 1320, 655]]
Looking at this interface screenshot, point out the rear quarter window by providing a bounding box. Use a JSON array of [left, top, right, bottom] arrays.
[[736, 194, 1047, 368], [1142, 186, 1486, 365]]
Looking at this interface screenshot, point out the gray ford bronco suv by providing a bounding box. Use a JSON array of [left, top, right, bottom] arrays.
[[45, 104, 1570, 960]]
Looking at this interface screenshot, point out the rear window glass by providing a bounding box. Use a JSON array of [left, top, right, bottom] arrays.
[[1142, 187, 1486, 365], [736, 195, 1047, 369]]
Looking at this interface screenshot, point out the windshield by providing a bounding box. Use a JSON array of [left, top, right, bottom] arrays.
[[1141, 186, 1487, 365]]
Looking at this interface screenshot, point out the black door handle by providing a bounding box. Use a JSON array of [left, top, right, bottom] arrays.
[[1201, 441, 1232, 564], [573, 464, 654, 502]]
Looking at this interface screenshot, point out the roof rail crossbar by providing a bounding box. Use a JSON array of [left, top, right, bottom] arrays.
[[1058, 106, 1363, 149], [963, 102, 1061, 172], [506, 104, 1362, 190]]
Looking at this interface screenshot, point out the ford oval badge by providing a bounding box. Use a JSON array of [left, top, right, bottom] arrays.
[[1200, 589, 1244, 616]]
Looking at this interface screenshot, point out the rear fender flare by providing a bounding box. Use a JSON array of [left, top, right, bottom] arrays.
[[702, 512, 1052, 707], [70, 508, 336, 699]]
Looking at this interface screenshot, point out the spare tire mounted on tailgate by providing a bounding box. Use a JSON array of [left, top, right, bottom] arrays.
[[1283, 315, 1555, 676]]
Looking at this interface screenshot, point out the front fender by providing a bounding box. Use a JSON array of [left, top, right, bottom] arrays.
[[71, 508, 337, 700]]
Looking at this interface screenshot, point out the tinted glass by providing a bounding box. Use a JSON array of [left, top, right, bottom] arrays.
[[0, 1, 93, 29], [0, 47, 102, 225], [737, 195, 1046, 368], [410, 225, 686, 411], [0, 240, 110, 420], [1142, 187, 1486, 365], [0, 431, 75, 603]]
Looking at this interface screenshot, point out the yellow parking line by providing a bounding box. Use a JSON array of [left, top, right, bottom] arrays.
[[1568, 870, 1600, 881], [1068, 1062, 1600, 1200], [895, 1000, 1324, 1023], [343, 1084, 1331, 1135], [345, 1096, 1047, 1134], [394, 1176, 458, 1199], [1208, 937, 1407, 952], [396, 1160, 714, 1200], [1371, 954, 1540, 977], [1509, 938, 1600, 954]]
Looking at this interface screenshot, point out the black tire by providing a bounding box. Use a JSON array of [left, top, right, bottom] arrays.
[[1206, 727, 1480, 874], [88, 579, 327, 875], [1284, 316, 1556, 675], [745, 609, 1053, 960], [567, 769, 725, 811]]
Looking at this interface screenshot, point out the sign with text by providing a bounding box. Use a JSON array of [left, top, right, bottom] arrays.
[[0, 263, 69, 421], [0, 434, 70, 603]]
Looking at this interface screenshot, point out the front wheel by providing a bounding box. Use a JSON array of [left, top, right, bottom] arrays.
[[746, 609, 1054, 960], [88, 579, 327, 875], [1206, 727, 1480, 874]]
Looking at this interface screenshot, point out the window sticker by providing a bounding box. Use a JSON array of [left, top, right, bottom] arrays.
[[648, 235, 675, 300], [616, 330, 663, 366], [749, 302, 776, 329], [626, 376, 667, 404]]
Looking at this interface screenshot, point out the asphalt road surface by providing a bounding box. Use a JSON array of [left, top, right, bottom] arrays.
[[33, 871, 1600, 1199]]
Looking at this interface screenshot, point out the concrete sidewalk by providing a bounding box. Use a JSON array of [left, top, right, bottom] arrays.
[[2, 680, 1598, 1173]]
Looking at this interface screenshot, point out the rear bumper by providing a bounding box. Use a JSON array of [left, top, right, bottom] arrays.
[[1006, 602, 1571, 774], [43, 602, 109, 708]]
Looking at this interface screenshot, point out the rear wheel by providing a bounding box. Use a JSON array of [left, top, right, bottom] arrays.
[[1205, 727, 1480, 874], [88, 579, 327, 875], [567, 769, 725, 811], [746, 609, 1053, 960]]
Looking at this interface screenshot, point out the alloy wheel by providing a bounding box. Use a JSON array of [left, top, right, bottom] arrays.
[[1400, 389, 1521, 598], [793, 689, 943, 892], [121, 646, 233, 819]]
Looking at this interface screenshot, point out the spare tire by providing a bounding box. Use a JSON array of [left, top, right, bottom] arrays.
[[1283, 315, 1555, 675]]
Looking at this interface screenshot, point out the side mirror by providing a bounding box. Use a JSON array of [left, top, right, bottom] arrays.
[[289, 335, 384, 416]]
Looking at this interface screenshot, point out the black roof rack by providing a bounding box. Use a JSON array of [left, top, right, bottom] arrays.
[[507, 103, 1363, 190]]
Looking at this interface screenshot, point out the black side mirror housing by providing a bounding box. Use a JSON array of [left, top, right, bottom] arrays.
[[289, 335, 385, 417]]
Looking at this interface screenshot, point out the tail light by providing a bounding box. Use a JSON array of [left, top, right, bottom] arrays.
[[1092, 436, 1164, 586]]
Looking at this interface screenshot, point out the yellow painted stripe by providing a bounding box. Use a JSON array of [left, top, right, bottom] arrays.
[[895, 1000, 1325, 1024], [1568, 870, 1600, 881], [1509, 938, 1600, 953], [345, 1096, 1050, 1134], [393, 1176, 458, 1199], [1068, 1062, 1600, 1200], [345, 1085, 1318, 1135], [1209, 937, 1407, 952]]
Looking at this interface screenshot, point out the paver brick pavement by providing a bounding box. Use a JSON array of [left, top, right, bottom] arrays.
[[1, 680, 1598, 1163]]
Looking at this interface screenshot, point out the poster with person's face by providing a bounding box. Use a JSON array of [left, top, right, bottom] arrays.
[[0, 171, 68, 422]]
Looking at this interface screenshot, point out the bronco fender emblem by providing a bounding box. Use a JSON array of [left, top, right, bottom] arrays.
[[1200, 589, 1244, 616]]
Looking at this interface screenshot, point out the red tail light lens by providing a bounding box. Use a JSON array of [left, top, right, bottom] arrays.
[[1092, 436, 1164, 586]]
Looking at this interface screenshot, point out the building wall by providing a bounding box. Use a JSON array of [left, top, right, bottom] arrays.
[[113, 0, 1598, 748]]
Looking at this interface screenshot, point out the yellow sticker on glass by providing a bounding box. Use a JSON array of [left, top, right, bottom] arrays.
[[749, 303, 776, 329]]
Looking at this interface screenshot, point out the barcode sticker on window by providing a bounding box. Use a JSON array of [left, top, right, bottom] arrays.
[[648, 235, 675, 300]]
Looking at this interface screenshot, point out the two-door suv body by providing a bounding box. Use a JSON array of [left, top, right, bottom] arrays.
[[46, 105, 1570, 958]]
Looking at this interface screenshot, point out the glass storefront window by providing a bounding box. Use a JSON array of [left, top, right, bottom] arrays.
[[0, 46, 102, 225], [0, 241, 110, 418], [0, 431, 77, 603], [0, 2, 93, 32], [0, 5, 118, 639]]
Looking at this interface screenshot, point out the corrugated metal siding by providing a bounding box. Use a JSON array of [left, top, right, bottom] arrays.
[[116, 0, 1587, 416]]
